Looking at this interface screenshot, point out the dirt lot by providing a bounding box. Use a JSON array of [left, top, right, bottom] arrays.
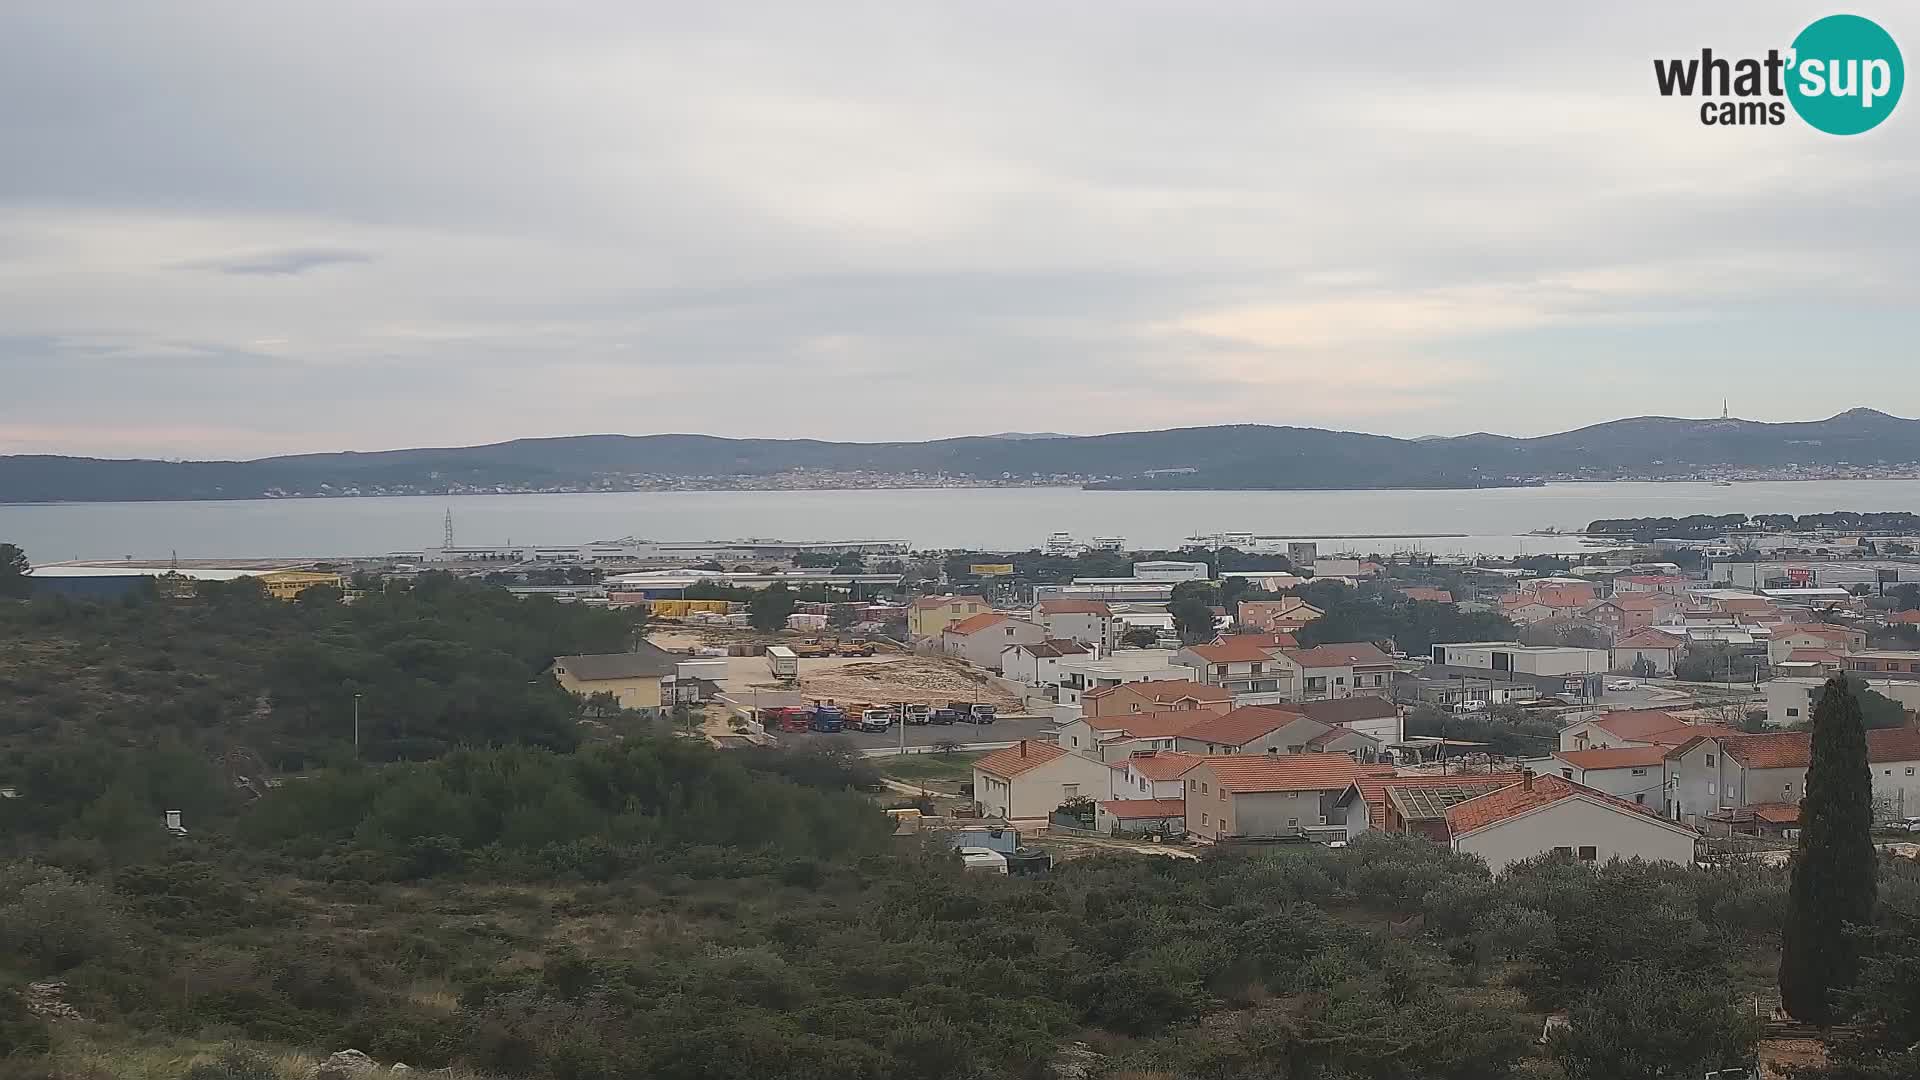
[[796, 657, 1020, 711]]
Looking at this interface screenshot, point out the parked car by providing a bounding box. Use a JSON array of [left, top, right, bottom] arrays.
[[929, 708, 959, 725], [1605, 678, 1639, 691], [1452, 700, 1487, 714], [858, 708, 894, 733]]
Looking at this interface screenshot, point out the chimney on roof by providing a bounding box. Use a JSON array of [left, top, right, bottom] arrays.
[[1020, 741, 1027, 758], [1521, 769, 1533, 791]]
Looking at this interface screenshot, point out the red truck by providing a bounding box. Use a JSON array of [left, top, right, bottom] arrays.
[[762, 706, 813, 733]]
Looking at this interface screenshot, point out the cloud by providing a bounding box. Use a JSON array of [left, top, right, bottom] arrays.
[[188, 247, 375, 276], [0, 2, 1916, 455]]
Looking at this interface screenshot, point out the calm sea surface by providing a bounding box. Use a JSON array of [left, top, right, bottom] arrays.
[[5, 480, 1920, 562]]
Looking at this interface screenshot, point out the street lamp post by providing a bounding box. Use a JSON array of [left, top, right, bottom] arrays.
[[352, 692, 362, 756]]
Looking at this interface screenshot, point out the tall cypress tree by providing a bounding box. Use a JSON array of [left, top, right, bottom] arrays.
[[1778, 675, 1878, 1024]]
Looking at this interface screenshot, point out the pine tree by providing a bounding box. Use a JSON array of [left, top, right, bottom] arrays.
[[1778, 675, 1879, 1024]]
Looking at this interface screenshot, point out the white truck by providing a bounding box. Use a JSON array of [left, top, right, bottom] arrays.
[[765, 645, 799, 680]]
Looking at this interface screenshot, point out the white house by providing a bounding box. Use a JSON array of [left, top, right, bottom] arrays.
[[999, 639, 1090, 685], [942, 613, 1046, 670], [1767, 676, 1920, 728], [1610, 630, 1684, 675], [1106, 749, 1205, 800], [1033, 599, 1120, 651], [971, 740, 1117, 820], [1444, 773, 1699, 875], [1542, 746, 1668, 808], [1174, 706, 1331, 756], [1281, 643, 1397, 700]]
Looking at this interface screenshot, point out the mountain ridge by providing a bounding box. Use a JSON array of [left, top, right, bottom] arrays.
[[3, 410, 1917, 502]]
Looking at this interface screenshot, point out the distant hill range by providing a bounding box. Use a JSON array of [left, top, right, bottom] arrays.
[[4, 409, 1919, 502]]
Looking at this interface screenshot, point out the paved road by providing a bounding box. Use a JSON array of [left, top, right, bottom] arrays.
[[772, 714, 1057, 750]]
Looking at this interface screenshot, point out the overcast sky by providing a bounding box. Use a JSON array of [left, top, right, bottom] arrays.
[[2, 3, 1916, 459]]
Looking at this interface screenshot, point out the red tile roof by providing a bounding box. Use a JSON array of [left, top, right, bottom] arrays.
[[1082, 679, 1231, 704], [1614, 629, 1681, 649], [1719, 732, 1811, 769], [1885, 610, 1920, 625], [1399, 587, 1454, 604], [1276, 696, 1399, 727], [1013, 639, 1089, 658], [1037, 599, 1112, 616], [944, 612, 1008, 636], [1197, 755, 1392, 794], [1088, 712, 1209, 739], [1098, 797, 1189, 820], [1344, 772, 1523, 829], [1785, 649, 1844, 665], [1444, 774, 1686, 837], [1284, 642, 1394, 668], [973, 740, 1067, 779], [1554, 746, 1669, 770], [1611, 594, 1665, 610], [1868, 726, 1920, 763], [1588, 710, 1739, 747], [1178, 706, 1315, 748], [1186, 636, 1286, 663], [1746, 802, 1801, 824], [1120, 750, 1206, 781]]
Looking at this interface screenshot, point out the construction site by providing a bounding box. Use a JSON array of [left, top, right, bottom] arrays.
[[648, 625, 1024, 712]]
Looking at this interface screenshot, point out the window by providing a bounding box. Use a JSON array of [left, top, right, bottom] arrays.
[[1189, 779, 1197, 791], [1634, 794, 1646, 805], [1063, 785, 1078, 798], [1705, 754, 1716, 767], [1267, 746, 1278, 754], [1553, 845, 1572, 856], [1288, 817, 1298, 827], [1335, 676, 1346, 686], [1201, 813, 1209, 825], [1909, 768, 1916, 776], [1631, 768, 1647, 776], [1070, 736, 1078, 747], [1006, 627, 1014, 636], [1577, 846, 1598, 862], [1138, 777, 1147, 791], [1787, 707, 1799, 717], [1218, 789, 1225, 801], [1708, 782, 1716, 796], [1201, 782, 1209, 794], [1561, 769, 1573, 780]]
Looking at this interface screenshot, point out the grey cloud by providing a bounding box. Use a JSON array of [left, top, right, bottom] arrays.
[[0, 2, 1916, 455], [189, 247, 375, 276]]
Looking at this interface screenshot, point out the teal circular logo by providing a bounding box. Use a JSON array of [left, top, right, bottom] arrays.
[[1787, 14, 1903, 134]]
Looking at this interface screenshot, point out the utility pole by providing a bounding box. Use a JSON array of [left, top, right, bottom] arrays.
[[352, 692, 362, 755]]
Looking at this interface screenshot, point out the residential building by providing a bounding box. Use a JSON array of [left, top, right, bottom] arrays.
[[1335, 773, 1524, 840], [908, 594, 990, 639], [1174, 706, 1331, 756], [1313, 557, 1364, 578], [549, 643, 679, 714], [1611, 630, 1684, 675], [1280, 695, 1405, 743], [1444, 773, 1700, 874], [1843, 650, 1920, 678], [1237, 598, 1324, 631], [1766, 676, 1920, 728], [1767, 623, 1868, 663], [1174, 636, 1295, 698], [1033, 599, 1119, 651], [1057, 712, 1211, 761], [1182, 756, 1393, 842], [1094, 798, 1188, 837], [1398, 587, 1454, 604], [1558, 709, 1738, 752], [971, 740, 1116, 820], [1107, 749, 1206, 800], [1543, 746, 1668, 807], [999, 639, 1090, 685], [1282, 642, 1396, 700], [1614, 574, 1690, 596], [1584, 594, 1673, 637], [1055, 652, 1196, 706], [942, 613, 1045, 669], [1665, 727, 1920, 827], [1306, 725, 1387, 761], [1080, 679, 1234, 721]]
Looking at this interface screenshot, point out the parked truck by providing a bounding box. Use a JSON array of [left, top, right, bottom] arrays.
[[809, 704, 845, 733], [766, 645, 799, 680]]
